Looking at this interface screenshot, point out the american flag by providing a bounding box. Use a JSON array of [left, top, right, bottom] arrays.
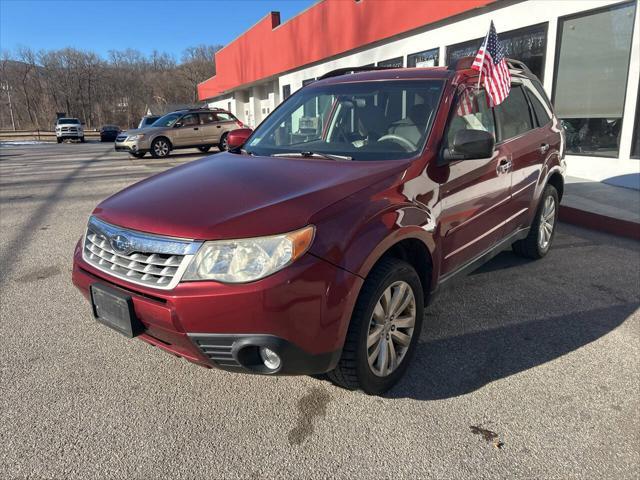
[[471, 21, 511, 106], [456, 88, 477, 116]]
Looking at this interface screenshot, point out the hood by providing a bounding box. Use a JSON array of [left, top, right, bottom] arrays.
[[93, 152, 408, 240], [124, 126, 163, 136]]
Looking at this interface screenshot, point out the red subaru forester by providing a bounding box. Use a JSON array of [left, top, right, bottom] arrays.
[[73, 59, 565, 394]]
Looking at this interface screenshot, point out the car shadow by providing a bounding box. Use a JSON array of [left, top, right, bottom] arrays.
[[389, 302, 636, 401], [384, 227, 639, 401]]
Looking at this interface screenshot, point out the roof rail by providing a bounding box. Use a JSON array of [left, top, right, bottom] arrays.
[[318, 65, 399, 80], [505, 58, 531, 74]]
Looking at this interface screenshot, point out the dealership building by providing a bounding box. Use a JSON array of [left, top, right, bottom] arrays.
[[198, 0, 639, 186]]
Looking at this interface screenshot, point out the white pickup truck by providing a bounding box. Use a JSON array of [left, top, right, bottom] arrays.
[[55, 118, 85, 143]]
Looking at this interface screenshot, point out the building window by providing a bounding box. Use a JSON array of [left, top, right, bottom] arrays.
[[446, 23, 547, 81], [282, 84, 291, 99], [553, 2, 636, 158], [377, 57, 403, 68], [302, 78, 315, 87], [632, 82, 640, 159], [407, 48, 439, 68]]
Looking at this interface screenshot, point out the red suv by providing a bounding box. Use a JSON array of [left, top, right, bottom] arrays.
[[72, 59, 565, 394]]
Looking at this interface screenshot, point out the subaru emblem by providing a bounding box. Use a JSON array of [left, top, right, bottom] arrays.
[[110, 234, 133, 255]]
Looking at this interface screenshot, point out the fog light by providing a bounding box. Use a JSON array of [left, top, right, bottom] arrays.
[[259, 347, 281, 370]]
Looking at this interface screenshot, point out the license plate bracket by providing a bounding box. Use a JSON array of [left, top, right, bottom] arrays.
[[90, 283, 143, 338]]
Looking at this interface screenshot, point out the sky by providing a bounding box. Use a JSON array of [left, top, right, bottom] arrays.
[[0, 0, 317, 60]]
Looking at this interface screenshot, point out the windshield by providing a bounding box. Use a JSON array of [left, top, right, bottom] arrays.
[[245, 80, 444, 161], [151, 112, 181, 127], [58, 118, 80, 125]]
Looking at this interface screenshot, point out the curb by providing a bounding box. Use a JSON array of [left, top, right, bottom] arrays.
[[559, 205, 640, 241]]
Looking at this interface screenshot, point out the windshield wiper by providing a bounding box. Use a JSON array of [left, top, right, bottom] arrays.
[[271, 151, 352, 161]]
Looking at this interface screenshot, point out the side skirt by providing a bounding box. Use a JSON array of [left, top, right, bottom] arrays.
[[430, 227, 530, 301]]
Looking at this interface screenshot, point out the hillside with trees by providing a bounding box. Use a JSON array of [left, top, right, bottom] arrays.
[[0, 45, 221, 130]]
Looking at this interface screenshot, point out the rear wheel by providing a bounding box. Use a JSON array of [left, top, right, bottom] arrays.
[[197, 145, 212, 153], [513, 184, 559, 259], [327, 258, 424, 395], [150, 137, 171, 158], [218, 132, 228, 151]]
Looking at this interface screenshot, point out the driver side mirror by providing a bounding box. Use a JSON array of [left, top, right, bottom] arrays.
[[174, 121, 183, 128], [441, 129, 495, 164]]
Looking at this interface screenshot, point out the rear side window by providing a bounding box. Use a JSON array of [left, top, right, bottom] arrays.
[[200, 112, 216, 124], [494, 85, 533, 141], [180, 114, 199, 127], [525, 87, 552, 127], [215, 113, 234, 122]]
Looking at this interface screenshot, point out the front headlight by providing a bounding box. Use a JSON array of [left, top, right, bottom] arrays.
[[127, 134, 144, 141], [183, 225, 315, 283]]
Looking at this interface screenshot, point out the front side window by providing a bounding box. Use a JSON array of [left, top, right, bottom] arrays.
[[494, 85, 533, 141], [553, 1, 636, 157], [152, 112, 181, 127], [245, 80, 444, 161], [446, 88, 495, 146]]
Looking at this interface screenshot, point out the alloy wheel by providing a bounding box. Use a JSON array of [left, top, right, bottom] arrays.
[[154, 140, 169, 157], [367, 281, 416, 377], [538, 195, 556, 250]]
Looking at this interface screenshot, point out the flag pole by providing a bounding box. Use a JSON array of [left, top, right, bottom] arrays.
[[476, 25, 491, 90]]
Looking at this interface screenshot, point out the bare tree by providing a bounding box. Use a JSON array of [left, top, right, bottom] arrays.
[[0, 44, 222, 130]]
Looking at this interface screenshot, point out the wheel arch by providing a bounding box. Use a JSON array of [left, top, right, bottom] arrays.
[[356, 231, 435, 304]]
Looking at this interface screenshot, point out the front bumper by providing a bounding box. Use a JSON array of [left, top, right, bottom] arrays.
[[57, 131, 83, 139], [72, 240, 362, 375], [114, 137, 150, 153]]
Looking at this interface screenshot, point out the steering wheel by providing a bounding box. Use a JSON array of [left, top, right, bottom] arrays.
[[377, 134, 417, 152]]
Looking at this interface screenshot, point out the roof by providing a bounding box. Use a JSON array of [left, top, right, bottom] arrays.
[[310, 67, 453, 87], [197, 0, 497, 100]]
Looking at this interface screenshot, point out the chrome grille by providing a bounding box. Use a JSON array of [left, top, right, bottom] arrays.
[[82, 216, 201, 290]]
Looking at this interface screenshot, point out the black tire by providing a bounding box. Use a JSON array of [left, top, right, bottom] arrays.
[[56, 138, 62, 144], [150, 137, 171, 158], [129, 151, 146, 159], [327, 258, 424, 395], [218, 132, 228, 151], [197, 145, 212, 153], [513, 184, 559, 259], [80, 136, 85, 143]]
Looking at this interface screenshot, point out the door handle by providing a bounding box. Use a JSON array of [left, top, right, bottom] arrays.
[[496, 159, 512, 175], [193, 127, 199, 131], [216, 125, 221, 128], [539, 143, 549, 154]]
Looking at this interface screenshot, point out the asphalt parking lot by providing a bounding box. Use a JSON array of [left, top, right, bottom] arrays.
[[1, 141, 638, 479]]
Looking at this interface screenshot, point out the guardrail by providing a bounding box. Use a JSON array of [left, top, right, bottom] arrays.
[[0, 130, 102, 142]]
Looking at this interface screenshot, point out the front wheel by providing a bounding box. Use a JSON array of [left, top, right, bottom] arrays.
[[56, 138, 62, 144], [80, 136, 85, 143], [218, 132, 228, 151], [513, 184, 559, 259], [150, 138, 171, 158], [327, 258, 424, 395]]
